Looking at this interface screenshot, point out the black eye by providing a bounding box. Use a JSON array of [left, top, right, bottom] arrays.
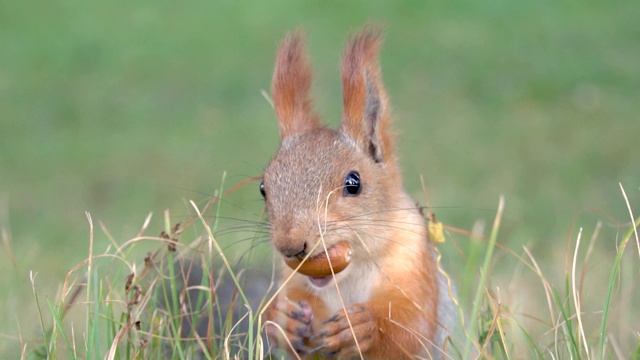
[[259, 181, 266, 198], [343, 171, 361, 196]]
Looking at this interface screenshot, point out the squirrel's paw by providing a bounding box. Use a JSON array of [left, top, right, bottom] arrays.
[[264, 297, 315, 354], [315, 303, 376, 358]]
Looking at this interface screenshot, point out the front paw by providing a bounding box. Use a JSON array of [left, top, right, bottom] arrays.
[[315, 303, 377, 358], [264, 296, 315, 354]]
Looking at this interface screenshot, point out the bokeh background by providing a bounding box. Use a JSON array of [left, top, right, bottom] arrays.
[[1, 0, 638, 356]]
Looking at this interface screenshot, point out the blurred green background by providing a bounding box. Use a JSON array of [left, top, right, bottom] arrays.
[[1, 0, 639, 356]]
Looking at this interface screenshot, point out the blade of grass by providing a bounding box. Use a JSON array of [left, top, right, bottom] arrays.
[[515, 322, 545, 359], [46, 299, 75, 359], [598, 214, 640, 356], [84, 211, 99, 359], [618, 183, 640, 260], [189, 199, 256, 360], [211, 172, 226, 234], [464, 195, 504, 358], [30, 271, 50, 358], [165, 252, 187, 359], [551, 286, 578, 358], [493, 288, 510, 359], [90, 270, 102, 359], [106, 300, 117, 353], [204, 172, 261, 360], [162, 208, 189, 359], [571, 227, 589, 358]]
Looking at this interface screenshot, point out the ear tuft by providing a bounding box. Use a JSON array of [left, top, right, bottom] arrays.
[[340, 27, 394, 165], [271, 31, 320, 139]]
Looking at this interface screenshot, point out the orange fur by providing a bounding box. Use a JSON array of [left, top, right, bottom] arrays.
[[262, 28, 451, 359], [271, 31, 321, 138]]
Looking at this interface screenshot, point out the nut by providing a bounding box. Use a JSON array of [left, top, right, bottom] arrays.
[[284, 241, 351, 277]]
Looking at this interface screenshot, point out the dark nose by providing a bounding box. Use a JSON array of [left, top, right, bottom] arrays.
[[278, 241, 307, 258]]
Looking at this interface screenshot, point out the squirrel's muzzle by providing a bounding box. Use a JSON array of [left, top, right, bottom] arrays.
[[283, 241, 352, 277]]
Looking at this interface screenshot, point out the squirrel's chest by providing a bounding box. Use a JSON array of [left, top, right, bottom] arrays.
[[319, 263, 378, 313]]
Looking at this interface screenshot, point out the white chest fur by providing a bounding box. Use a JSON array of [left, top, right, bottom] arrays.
[[316, 262, 378, 313]]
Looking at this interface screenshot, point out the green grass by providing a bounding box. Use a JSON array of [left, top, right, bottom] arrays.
[[23, 187, 275, 360], [1, 0, 639, 358], [15, 186, 640, 359]]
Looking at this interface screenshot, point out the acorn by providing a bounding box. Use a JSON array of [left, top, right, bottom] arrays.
[[284, 241, 351, 277]]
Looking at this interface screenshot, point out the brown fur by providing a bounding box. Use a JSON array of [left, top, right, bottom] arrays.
[[262, 28, 447, 359], [271, 31, 321, 138]]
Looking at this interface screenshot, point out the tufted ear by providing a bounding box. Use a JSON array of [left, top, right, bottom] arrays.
[[271, 31, 320, 140], [339, 28, 394, 166]]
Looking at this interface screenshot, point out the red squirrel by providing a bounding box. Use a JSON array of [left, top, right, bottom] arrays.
[[262, 28, 456, 359]]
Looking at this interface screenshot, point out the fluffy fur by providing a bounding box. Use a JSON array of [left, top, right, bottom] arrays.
[[262, 28, 456, 359]]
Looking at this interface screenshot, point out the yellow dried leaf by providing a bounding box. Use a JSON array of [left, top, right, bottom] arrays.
[[428, 215, 446, 243]]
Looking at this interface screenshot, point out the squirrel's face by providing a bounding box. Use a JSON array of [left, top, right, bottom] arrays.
[[262, 128, 402, 264], [264, 30, 423, 284]]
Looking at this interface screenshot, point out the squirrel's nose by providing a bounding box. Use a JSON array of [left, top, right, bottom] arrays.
[[278, 242, 307, 258]]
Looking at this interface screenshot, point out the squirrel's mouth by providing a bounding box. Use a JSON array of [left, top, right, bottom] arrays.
[[308, 275, 332, 288], [283, 241, 352, 277]]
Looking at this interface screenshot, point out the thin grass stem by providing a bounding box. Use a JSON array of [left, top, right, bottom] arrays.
[[464, 195, 504, 358]]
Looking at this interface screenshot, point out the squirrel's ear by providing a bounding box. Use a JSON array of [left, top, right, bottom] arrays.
[[339, 28, 394, 165], [271, 31, 320, 140]]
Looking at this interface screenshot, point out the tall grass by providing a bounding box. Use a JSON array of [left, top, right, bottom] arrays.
[[17, 182, 640, 359]]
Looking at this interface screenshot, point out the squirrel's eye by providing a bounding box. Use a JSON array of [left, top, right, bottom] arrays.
[[343, 171, 361, 196], [259, 181, 266, 198]]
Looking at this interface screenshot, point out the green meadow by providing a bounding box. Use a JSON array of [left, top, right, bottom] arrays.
[[1, 0, 638, 358]]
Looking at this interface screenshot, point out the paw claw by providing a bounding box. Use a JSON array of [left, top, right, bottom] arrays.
[[292, 339, 312, 354], [290, 309, 311, 323], [296, 325, 313, 338], [323, 350, 339, 358], [309, 329, 328, 341], [308, 343, 328, 354], [323, 313, 340, 324]]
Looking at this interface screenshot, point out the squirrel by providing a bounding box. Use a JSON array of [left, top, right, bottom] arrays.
[[261, 28, 457, 359]]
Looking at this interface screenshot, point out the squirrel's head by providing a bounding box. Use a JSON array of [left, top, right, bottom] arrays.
[[262, 29, 420, 276]]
